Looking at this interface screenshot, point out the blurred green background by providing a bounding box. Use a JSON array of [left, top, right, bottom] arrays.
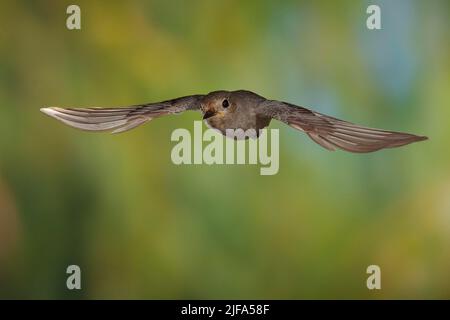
[[0, 0, 449, 299]]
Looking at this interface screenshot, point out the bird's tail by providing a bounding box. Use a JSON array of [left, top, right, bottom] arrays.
[[40, 106, 152, 134]]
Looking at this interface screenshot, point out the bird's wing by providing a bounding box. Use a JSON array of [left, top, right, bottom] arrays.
[[40, 95, 204, 134], [260, 100, 427, 153]]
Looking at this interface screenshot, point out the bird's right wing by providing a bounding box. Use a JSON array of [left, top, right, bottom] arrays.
[[260, 100, 427, 153], [41, 94, 204, 134]]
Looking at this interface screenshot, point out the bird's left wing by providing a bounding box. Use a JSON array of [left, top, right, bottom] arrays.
[[41, 94, 204, 134], [259, 100, 427, 153]]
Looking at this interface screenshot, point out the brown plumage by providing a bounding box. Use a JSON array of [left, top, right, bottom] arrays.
[[41, 90, 427, 153]]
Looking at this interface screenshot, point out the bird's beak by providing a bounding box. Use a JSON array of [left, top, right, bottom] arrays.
[[203, 110, 216, 120]]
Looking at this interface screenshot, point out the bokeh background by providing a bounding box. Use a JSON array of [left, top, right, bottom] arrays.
[[0, 0, 449, 299]]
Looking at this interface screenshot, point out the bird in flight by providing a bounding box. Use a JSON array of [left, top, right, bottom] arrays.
[[41, 90, 427, 153]]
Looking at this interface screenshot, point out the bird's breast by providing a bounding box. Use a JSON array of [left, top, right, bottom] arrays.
[[204, 112, 271, 139]]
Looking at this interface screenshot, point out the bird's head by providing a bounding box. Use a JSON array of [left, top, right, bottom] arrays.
[[201, 91, 236, 120]]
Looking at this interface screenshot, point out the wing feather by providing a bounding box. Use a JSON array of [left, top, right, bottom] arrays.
[[260, 100, 427, 153], [41, 95, 203, 134]]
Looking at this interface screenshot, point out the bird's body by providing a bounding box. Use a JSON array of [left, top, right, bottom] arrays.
[[202, 90, 270, 137], [41, 89, 427, 153]]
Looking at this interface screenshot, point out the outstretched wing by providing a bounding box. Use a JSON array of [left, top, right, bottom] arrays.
[[260, 100, 427, 153], [40, 95, 204, 134]]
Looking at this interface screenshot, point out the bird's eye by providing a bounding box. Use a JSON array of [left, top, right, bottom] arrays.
[[222, 99, 229, 108]]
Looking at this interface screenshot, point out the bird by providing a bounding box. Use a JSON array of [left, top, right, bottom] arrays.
[[40, 89, 427, 153]]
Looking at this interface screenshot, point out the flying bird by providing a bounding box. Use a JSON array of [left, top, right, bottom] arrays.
[[40, 90, 427, 153]]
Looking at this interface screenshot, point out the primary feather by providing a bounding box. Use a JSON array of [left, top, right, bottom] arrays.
[[40, 94, 203, 134], [40, 107, 151, 133], [261, 101, 428, 153]]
